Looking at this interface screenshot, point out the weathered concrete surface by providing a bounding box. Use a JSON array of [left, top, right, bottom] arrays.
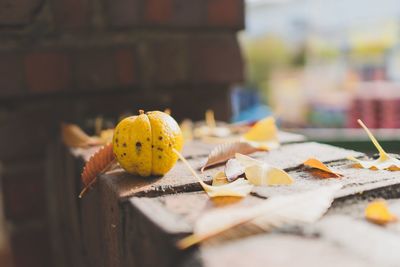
[[196, 234, 372, 267], [254, 159, 400, 199], [315, 215, 400, 267], [93, 142, 362, 200], [73, 134, 400, 267]]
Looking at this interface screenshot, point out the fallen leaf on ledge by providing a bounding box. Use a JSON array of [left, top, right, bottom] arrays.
[[204, 178, 254, 198], [61, 123, 102, 148], [193, 110, 232, 139], [236, 153, 294, 186], [365, 199, 397, 225], [174, 149, 253, 199], [241, 116, 280, 150], [348, 119, 400, 171], [206, 109, 216, 128], [303, 158, 342, 178], [201, 142, 266, 172], [80, 144, 116, 198], [177, 185, 340, 249], [164, 108, 171, 115], [224, 159, 245, 181], [194, 126, 232, 139], [212, 171, 229, 186], [98, 129, 114, 145], [180, 119, 194, 142]]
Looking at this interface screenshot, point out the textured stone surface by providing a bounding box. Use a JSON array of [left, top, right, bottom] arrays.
[[248, 142, 363, 170], [72, 135, 400, 267], [198, 234, 371, 267], [254, 159, 400, 199]]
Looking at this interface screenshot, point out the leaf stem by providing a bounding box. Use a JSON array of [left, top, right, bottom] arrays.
[[357, 119, 388, 159], [173, 148, 206, 187]]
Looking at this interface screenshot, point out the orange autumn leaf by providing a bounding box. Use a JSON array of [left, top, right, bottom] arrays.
[[303, 158, 342, 178], [80, 144, 116, 198], [365, 199, 397, 225]]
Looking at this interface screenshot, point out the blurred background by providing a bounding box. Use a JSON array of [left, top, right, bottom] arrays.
[[1, 0, 400, 266]]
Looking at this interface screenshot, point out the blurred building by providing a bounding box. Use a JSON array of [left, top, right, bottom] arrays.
[[242, 0, 400, 128]]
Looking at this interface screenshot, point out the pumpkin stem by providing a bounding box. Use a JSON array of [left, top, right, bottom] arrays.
[[139, 109, 144, 115]]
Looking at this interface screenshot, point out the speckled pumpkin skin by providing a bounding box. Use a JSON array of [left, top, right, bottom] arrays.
[[113, 111, 183, 176]]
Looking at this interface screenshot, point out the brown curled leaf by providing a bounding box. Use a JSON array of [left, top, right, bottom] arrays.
[[80, 144, 115, 198], [201, 142, 266, 172]]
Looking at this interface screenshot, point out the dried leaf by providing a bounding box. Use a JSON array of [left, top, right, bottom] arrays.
[[193, 110, 231, 139], [164, 108, 171, 115], [178, 185, 340, 249], [98, 129, 114, 145], [206, 109, 216, 128], [61, 123, 101, 148], [204, 178, 253, 198], [303, 158, 342, 178], [180, 119, 194, 142], [194, 126, 231, 139], [212, 171, 229, 186], [224, 159, 245, 181], [365, 199, 397, 225], [235, 153, 294, 186], [174, 149, 253, 199], [242, 116, 280, 150], [80, 144, 115, 198], [201, 142, 266, 172], [348, 119, 400, 171]]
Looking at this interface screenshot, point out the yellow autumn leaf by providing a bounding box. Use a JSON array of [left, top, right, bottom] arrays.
[[205, 109, 216, 128], [242, 116, 280, 150], [235, 153, 294, 186], [365, 199, 397, 225], [180, 119, 194, 142], [61, 123, 102, 148], [99, 129, 114, 144], [174, 149, 253, 198], [348, 119, 400, 171], [193, 110, 231, 139], [203, 178, 253, 198], [303, 158, 342, 177], [212, 171, 229, 186]]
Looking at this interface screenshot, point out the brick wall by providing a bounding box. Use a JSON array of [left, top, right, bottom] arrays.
[[0, 1, 244, 267]]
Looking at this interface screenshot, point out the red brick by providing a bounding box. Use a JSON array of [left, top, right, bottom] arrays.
[[0, 0, 42, 26], [0, 104, 57, 161], [106, 0, 141, 27], [25, 51, 71, 93], [172, 0, 205, 26], [115, 48, 137, 86], [0, 52, 24, 97], [51, 0, 91, 30], [207, 0, 244, 28], [188, 35, 244, 83], [10, 223, 52, 267], [145, 0, 172, 23], [148, 40, 187, 84], [74, 49, 117, 90], [1, 160, 46, 222]]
